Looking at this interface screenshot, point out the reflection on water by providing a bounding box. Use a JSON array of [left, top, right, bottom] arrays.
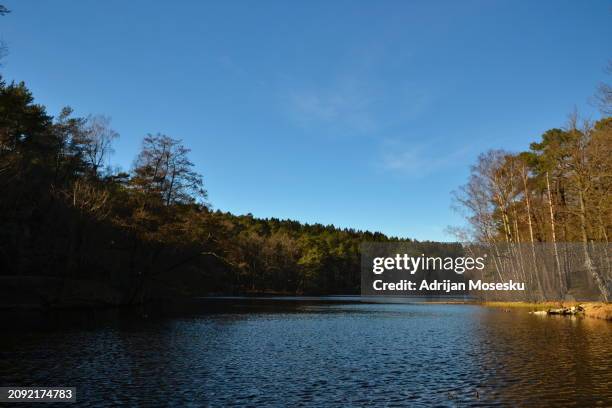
[[1, 298, 610, 407]]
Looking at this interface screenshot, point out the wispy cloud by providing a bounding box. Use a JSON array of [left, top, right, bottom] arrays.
[[282, 76, 433, 135], [286, 78, 376, 133], [378, 139, 469, 178]]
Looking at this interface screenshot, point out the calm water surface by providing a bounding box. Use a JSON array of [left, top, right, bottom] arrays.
[[1, 297, 611, 407]]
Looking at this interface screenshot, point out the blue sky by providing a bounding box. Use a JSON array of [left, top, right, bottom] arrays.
[[1, 0, 610, 241]]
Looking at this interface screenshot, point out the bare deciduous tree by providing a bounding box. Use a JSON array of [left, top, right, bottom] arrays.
[[77, 115, 119, 177], [132, 133, 207, 206], [593, 61, 612, 115]]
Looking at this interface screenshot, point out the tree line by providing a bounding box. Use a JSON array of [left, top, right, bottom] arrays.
[[1, 74, 609, 303], [2, 76, 462, 302], [452, 80, 612, 300]]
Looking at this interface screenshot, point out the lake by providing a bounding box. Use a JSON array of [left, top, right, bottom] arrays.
[[1, 297, 611, 407]]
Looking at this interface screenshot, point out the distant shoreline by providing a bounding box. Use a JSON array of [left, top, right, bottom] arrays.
[[3, 279, 610, 323]]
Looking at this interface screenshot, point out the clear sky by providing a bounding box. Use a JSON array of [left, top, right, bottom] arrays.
[[1, 0, 610, 241]]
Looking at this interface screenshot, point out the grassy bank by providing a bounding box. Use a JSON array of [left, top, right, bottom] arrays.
[[481, 301, 612, 321]]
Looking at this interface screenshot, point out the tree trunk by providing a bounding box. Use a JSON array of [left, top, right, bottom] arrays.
[[546, 172, 565, 297], [522, 166, 543, 299], [578, 190, 609, 301]]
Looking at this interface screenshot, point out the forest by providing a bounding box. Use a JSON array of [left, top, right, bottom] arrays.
[[1, 2, 610, 305], [2, 71, 608, 306], [452, 90, 612, 300], [1, 75, 463, 304]]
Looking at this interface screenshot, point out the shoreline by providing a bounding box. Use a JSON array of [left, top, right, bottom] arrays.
[[480, 301, 612, 321], [2, 280, 610, 323]]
